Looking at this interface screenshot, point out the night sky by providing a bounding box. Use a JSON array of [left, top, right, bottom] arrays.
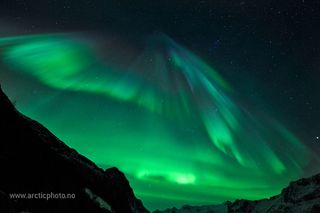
[[1, 0, 320, 210]]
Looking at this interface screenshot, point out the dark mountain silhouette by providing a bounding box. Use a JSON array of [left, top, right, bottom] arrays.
[[1, 84, 320, 213], [0, 84, 149, 213]]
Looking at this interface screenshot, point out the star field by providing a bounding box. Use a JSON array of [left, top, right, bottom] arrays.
[[0, 0, 320, 211]]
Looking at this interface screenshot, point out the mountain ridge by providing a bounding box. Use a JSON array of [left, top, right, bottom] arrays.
[[1, 84, 319, 213], [154, 172, 320, 213], [0, 84, 149, 213]]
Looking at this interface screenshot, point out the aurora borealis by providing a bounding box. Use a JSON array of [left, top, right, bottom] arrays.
[[0, 32, 318, 210], [1, 0, 320, 211]]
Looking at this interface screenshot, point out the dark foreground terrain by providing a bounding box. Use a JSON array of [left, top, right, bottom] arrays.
[[1, 85, 319, 213], [0, 85, 149, 213]]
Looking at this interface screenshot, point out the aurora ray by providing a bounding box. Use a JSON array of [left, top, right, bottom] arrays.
[[0, 33, 315, 210]]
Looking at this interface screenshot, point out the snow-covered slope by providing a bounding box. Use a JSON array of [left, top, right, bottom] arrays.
[[154, 173, 320, 213]]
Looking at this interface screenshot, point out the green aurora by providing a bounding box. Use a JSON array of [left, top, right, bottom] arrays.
[[0, 33, 314, 210]]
